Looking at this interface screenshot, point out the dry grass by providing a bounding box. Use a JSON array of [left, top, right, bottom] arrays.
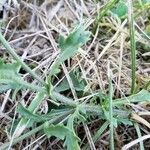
[[0, 0, 150, 149]]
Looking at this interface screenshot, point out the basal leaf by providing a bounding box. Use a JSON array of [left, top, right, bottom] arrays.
[[0, 61, 44, 93], [44, 124, 80, 150], [17, 103, 43, 122], [64, 105, 87, 150], [65, 116, 80, 150], [17, 103, 70, 122], [0, 61, 23, 92], [113, 90, 150, 106]]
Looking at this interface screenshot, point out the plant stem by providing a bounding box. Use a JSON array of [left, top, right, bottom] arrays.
[[19, 80, 45, 93], [134, 123, 145, 150], [0, 31, 78, 107], [83, 105, 129, 118], [52, 91, 77, 107], [128, 0, 136, 94], [0, 32, 45, 85], [108, 77, 114, 150]]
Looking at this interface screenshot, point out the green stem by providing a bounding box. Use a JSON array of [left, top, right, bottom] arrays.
[[134, 123, 145, 150], [19, 80, 45, 93], [108, 77, 114, 150], [0, 31, 78, 107], [0, 32, 45, 85], [52, 91, 77, 107], [128, 0, 136, 94]]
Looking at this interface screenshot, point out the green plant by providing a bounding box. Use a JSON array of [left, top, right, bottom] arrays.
[[0, 23, 150, 150]]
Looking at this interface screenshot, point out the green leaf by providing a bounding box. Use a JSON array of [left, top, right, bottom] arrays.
[[63, 105, 87, 150], [44, 123, 69, 139], [113, 90, 150, 106], [58, 26, 90, 63], [111, 1, 127, 17], [65, 116, 80, 150], [0, 84, 13, 93], [17, 103, 70, 122], [59, 26, 90, 63], [117, 118, 133, 125], [0, 60, 44, 93], [55, 69, 86, 92], [50, 25, 90, 77], [0, 60, 23, 92], [44, 124, 80, 150], [17, 103, 43, 122]]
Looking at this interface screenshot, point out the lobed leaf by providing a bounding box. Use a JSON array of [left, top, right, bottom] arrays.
[[17, 103, 70, 123], [58, 25, 90, 63], [44, 124, 80, 150], [0, 60, 44, 93], [50, 25, 90, 77], [0, 60, 23, 92], [113, 90, 150, 106]]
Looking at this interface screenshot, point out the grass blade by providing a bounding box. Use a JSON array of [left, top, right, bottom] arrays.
[[128, 0, 136, 94], [93, 121, 109, 143], [108, 76, 114, 150], [134, 123, 145, 150]]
